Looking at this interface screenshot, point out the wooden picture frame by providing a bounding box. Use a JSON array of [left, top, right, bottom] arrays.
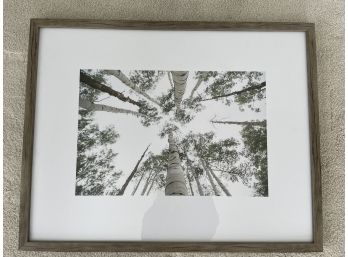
[[19, 19, 322, 252]]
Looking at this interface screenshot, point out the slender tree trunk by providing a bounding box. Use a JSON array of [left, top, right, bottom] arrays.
[[193, 169, 204, 196], [132, 169, 146, 195], [171, 71, 189, 111], [165, 132, 188, 195], [202, 160, 231, 196], [117, 144, 150, 195], [104, 70, 161, 106], [189, 72, 208, 99], [167, 71, 174, 88], [186, 156, 203, 196], [201, 161, 220, 196], [79, 98, 146, 118], [185, 167, 194, 196], [146, 172, 159, 196], [141, 170, 154, 196], [211, 120, 266, 126], [200, 81, 266, 102], [80, 71, 142, 107]]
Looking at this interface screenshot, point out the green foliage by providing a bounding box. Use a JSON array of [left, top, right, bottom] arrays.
[[158, 122, 179, 138], [76, 83, 121, 196], [81, 69, 107, 84], [204, 71, 245, 97], [139, 149, 169, 190], [138, 100, 162, 127], [194, 71, 218, 83], [179, 132, 255, 188], [182, 96, 204, 112], [158, 88, 175, 114], [129, 70, 164, 92], [203, 71, 265, 111], [241, 123, 268, 196], [174, 108, 194, 124], [234, 82, 266, 112]]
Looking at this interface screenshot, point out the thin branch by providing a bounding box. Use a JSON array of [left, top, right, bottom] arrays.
[[200, 81, 266, 102], [210, 119, 266, 126], [117, 144, 151, 195], [188, 72, 208, 100]]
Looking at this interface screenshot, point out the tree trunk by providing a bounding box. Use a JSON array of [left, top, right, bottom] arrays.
[[146, 172, 159, 196], [132, 169, 146, 195], [211, 120, 266, 126], [141, 170, 154, 195], [171, 71, 189, 111], [165, 132, 188, 195], [189, 72, 208, 99], [185, 168, 194, 196], [201, 161, 220, 196], [193, 169, 204, 196], [167, 71, 174, 88], [104, 70, 161, 106], [203, 160, 231, 196], [200, 81, 266, 102], [186, 156, 203, 196], [117, 144, 150, 195], [80, 71, 142, 107], [79, 98, 145, 118]]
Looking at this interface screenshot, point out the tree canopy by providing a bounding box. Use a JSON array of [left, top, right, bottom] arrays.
[[76, 69, 268, 197]]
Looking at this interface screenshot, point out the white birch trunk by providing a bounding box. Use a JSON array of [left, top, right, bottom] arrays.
[[185, 168, 194, 196], [132, 169, 146, 195], [104, 70, 161, 106], [141, 170, 154, 196], [165, 132, 188, 195], [193, 170, 204, 196], [117, 144, 150, 195], [167, 71, 174, 88], [171, 71, 189, 111], [189, 72, 208, 99], [79, 98, 145, 118], [202, 161, 220, 196], [203, 159, 231, 196], [146, 172, 159, 196]]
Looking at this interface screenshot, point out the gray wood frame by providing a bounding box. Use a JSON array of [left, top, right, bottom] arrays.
[[18, 19, 322, 252]]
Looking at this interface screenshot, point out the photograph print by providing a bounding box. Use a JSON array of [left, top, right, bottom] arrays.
[[75, 69, 268, 197]]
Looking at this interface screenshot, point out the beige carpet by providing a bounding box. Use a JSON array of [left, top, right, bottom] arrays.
[[4, 0, 344, 256]]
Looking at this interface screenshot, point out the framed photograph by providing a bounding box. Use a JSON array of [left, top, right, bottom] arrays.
[[19, 19, 322, 252]]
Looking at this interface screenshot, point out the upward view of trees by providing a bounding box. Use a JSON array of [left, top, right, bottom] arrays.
[[76, 69, 268, 197]]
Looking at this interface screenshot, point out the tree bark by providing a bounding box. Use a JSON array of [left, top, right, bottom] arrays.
[[132, 169, 146, 195], [211, 120, 266, 126], [201, 161, 220, 196], [104, 70, 161, 106], [79, 98, 145, 118], [185, 167, 194, 196], [141, 170, 155, 196], [200, 81, 266, 102], [189, 72, 208, 99], [171, 71, 189, 111], [80, 71, 142, 107], [146, 172, 159, 196], [165, 132, 188, 195], [167, 71, 174, 88], [186, 156, 203, 196], [193, 169, 204, 196], [117, 144, 150, 195], [203, 160, 231, 196]]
